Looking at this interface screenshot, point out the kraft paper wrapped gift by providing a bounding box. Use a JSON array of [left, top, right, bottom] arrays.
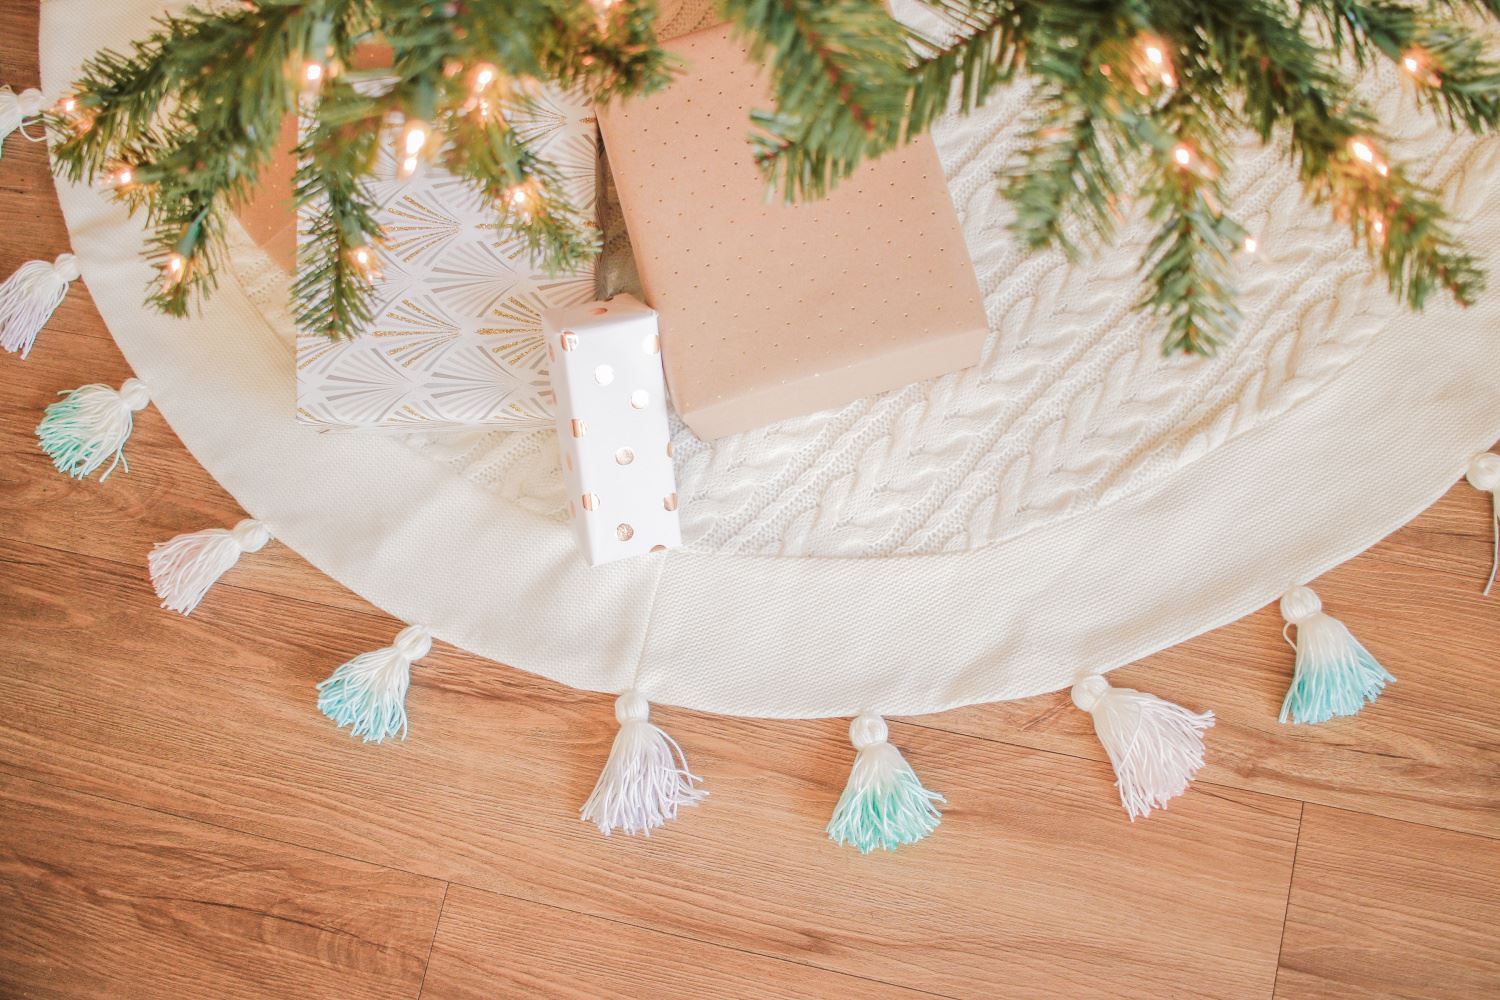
[[596, 23, 989, 441]]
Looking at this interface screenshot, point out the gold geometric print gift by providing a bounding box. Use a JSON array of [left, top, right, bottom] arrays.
[[294, 88, 596, 431]]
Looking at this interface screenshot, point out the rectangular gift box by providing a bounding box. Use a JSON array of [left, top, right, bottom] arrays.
[[282, 86, 600, 431], [545, 294, 682, 565], [596, 23, 989, 441]]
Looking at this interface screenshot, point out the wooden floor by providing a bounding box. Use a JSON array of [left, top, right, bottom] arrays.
[[3, 4, 1498, 997]]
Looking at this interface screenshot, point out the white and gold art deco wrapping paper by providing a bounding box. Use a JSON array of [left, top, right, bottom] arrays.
[[295, 88, 597, 431]]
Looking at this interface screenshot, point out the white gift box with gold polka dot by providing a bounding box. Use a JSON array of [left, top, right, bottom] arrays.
[[295, 87, 597, 431], [545, 294, 681, 565]]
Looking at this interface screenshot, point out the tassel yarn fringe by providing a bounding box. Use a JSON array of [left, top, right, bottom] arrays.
[[149, 519, 271, 615], [317, 625, 432, 743], [0, 254, 80, 359], [1467, 452, 1500, 596], [581, 691, 706, 836], [36, 378, 150, 480], [1071, 674, 1214, 820], [1280, 586, 1394, 725], [827, 714, 943, 854]]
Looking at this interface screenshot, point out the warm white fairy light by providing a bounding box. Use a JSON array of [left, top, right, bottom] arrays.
[[1173, 144, 1192, 167], [107, 165, 135, 189], [304, 61, 325, 84], [348, 244, 381, 281], [1373, 218, 1385, 235], [397, 119, 431, 178], [503, 184, 534, 220], [473, 64, 498, 91], [58, 95, 93, 133], [1138, 37, 1174, 87], [1350, 139, 1375, 163], [1376, 161, 1389, 177], [1400, 49, 1435, 85], [162, 252, 187, 290], [1244, 237, 1258, 254]]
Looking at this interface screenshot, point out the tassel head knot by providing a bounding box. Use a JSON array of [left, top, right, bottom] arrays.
[[1280, 586, 1322, 624], [15, 88, 44, 116], [1466, 452, 1500, 493], [117, 378, 150, 411], [51, 253, 80, 283], [229, 519, 271, 552], [615, 689, 650, 724], [849, 712, 889, 749], [392, 625, 433, 661], [1070, 674, 1110, 712]]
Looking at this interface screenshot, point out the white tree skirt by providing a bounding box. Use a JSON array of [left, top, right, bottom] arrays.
[[40, 0, 1500, 718]]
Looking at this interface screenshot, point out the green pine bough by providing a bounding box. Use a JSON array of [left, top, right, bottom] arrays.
[[46, 0, 1500, 354]]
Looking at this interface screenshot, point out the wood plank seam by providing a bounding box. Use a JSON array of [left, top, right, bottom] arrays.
[[415, 883, 451, 1000], [1270, 801, 1307, 1000]]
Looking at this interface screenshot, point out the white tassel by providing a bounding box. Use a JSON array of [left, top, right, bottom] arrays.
[[1, 254, 81, 358], [1070, 674, 1214, 821], [1466, 452, 1500, 596], [1280, 586, 1395, 725], [1, 86, 45, 155], [581, 691, 706, 837], [149, 519, 272, 615], [36, 377, 150, 480], [317, 625, 433, 743], [827, 713, 944, 854]]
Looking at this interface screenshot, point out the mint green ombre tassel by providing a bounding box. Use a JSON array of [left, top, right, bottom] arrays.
[[317, 625, 432, 743], [37, 378, 150, 480], [827, 714, 943, 854], [1279, 587, 1394, 725]]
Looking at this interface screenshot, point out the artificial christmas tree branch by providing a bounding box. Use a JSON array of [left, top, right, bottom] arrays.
[[40, 0, 1500, 353], [47, 0, 672, 338]]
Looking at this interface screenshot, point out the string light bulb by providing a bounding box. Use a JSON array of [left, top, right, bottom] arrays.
[[1173, 144, 1192, 167], [162, 253, 187, 290], [1400, 49, 1436, 85], [304, 61, 325, 84], [397, 119, 431, 178], [1160, 71, 1175, 88], [504, 184, 534, 220], [106, 165, 135, 190], [1144, 45, 1164, 66], [57, 95, 93, 133], [1376, 161, 1389, 177], [1244, 237, 1258, 254], [1350, 139, 1375, 163], [348, 244, 382, 281], [472, 64, 498, 91]]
